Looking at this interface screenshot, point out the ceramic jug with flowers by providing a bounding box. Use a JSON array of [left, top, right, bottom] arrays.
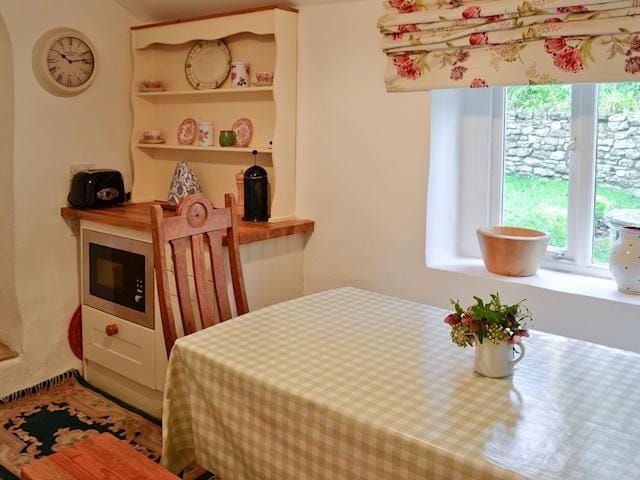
[[444, 293, 531, 378]]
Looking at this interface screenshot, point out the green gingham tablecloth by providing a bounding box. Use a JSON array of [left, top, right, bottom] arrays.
[[161, 287, 640, 480]]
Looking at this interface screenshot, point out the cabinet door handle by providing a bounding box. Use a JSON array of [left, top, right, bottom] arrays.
[[105, 324, 119, 337]]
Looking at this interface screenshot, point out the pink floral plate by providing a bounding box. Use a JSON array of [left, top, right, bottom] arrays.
[[177, 118, 198, 145], [232, 118, 253, 147]]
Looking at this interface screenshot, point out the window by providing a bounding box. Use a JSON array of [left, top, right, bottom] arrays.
[[489, 83, 640, 276]]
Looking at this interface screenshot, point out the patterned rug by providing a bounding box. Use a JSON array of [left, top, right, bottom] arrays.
[[0, 370, 213, 480]]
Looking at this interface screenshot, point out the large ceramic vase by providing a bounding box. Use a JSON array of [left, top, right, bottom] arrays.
[[609, 226, 640, 295], [474, 340, 525, 378]]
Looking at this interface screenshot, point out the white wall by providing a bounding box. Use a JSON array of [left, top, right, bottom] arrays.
[[0, 12, 21, 352], [0, 0, 137, 397], [295, 0, 640, 352]]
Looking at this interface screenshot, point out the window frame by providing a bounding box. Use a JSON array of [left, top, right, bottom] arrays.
[[470, 84, 613, 279]]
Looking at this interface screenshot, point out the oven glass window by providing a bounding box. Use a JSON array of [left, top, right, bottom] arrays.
[[89, 243, 146, 313]]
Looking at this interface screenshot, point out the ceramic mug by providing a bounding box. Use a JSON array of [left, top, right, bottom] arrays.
[[197, 122, 214, 147], [230, 62, 250, 88], [142, 130, 161, 141], [474, 340, 525, 378], [219, 130, 237, 147]]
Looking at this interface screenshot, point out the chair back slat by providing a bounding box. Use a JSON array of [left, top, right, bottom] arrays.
[[225, 194, 250, 316], [206, 230, 233, 322], [170, 236, 198, 336], [190, 233, 215, 329], [151, 207, 178, 353], [151, 194, 249, 356]]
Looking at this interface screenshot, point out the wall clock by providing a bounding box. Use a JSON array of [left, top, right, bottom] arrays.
[[32, 28, 98, 97]]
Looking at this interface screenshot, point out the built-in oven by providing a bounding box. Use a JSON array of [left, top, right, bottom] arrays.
[[82, 230, 154, 329]]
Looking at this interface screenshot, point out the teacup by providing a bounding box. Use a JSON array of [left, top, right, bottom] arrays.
[[140, 80, 163, 89], [142, 130, 161, 141], [255, 72, 273, 84]]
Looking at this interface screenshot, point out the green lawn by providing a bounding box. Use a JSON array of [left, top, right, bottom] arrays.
[[502, 176, 640, 264]]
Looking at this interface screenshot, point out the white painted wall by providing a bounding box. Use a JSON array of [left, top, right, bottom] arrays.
[[0, 0, 137, 398], [295, 0, 640, 352], [0, 12, 21, 353]]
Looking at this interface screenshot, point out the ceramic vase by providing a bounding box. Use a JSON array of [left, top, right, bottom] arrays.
[[609, 226, 640, 295], [474, 340, 525, 378]]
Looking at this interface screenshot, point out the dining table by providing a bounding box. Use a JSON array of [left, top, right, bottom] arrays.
[[161, 287, 640, 480]]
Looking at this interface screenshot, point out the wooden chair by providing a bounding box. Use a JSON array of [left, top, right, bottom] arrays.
[[151, 194, 249, 356]]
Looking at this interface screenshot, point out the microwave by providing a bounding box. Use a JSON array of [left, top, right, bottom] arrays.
[[82, 230, 154, 329]]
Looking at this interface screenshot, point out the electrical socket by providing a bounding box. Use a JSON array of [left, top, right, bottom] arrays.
[[69, 163, 95, 180]]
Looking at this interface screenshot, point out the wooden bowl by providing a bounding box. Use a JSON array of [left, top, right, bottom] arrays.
[[477, 226, 549, 277]]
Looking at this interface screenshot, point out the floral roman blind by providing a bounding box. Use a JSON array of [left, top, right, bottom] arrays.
[[379, 0, 640, 91]]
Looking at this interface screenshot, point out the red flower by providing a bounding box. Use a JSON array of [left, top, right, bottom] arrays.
[[557, 5, 588, 12], [394, 55, 422, 80], [389, 0, 420, 13], [391, 23, 420, 40], [450, 65, 468, 80], [630, 35, 640, 52], [544, 17, 563, 23], [625, 56, 640, 74], [444, 314, 460, 326], [469, 32, 488, 45], [470, 78, 488, 88], [544, 37, 567, 54], [553, 47, 583, 73], [456, 50, 471, 63], [231, 71, 237, 81], [462, 6, 481, 18], [485, 15, 504, 23]]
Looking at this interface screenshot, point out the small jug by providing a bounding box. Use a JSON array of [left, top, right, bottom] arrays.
[[474, 340, 525, 378], [219, 130, 236, 147]]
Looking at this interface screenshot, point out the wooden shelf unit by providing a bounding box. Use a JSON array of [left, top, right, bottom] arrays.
[[130, 7, 297, 220], [136, 86, 274, 97], [136, 144, 272, 153]]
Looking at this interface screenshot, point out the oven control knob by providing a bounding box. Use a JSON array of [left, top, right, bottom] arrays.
[[134, 295, 143, 303], [105, 324, 119, 337]]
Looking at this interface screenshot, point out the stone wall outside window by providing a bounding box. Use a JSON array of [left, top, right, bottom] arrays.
[[505, 112, 640, 197]]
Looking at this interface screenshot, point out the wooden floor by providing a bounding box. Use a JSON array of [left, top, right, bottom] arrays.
[[0, 342, 18, 362]]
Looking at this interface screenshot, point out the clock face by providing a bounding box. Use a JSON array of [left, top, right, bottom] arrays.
[[46, 36, 95, 88]]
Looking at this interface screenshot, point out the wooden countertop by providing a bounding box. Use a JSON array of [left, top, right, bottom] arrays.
[[61, 202, 314, 245]]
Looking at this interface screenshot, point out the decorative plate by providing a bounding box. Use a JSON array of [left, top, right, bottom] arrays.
[[177, 118, 198, 145], [232, 118, 254, 147], [185, 40, 231, 90]]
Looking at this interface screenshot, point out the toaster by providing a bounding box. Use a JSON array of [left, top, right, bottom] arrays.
[[68, 169, 126, 209]]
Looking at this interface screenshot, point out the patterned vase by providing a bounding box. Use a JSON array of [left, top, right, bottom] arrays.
[[609, 226, 640, 295], [167, 161, 202, 205]]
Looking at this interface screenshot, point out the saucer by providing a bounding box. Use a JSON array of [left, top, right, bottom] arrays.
[[139, 138, 165, 144]]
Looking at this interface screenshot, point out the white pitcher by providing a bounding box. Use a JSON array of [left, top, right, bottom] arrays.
[[474, 340, 525, 378], [609, 226, 640, 295]]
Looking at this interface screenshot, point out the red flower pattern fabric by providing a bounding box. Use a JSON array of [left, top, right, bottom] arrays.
[[461, 6, 481, 18], [553, 47, 584, 73], [391, 24, 420, 40], [469, 33, 489, 45], [470, 78, 489, 88], [380, 0, 640, 91]]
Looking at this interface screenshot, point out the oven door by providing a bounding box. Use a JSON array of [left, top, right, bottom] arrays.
[[82, 230, 154, 329]]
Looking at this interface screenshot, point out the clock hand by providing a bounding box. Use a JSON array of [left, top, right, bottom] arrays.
[[51, 49, 72, 63]]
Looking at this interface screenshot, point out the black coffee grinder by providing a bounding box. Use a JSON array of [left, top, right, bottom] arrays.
[[243, 150, 269, 222]]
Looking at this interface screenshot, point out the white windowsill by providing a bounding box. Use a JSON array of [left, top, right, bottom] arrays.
[[429, 257, 640, 306]]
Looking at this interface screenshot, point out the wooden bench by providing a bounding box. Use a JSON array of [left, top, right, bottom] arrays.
[[21, 433, 178, 480]]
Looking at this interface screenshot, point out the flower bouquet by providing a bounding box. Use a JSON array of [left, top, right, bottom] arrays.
[[444, 293, 531, 378]]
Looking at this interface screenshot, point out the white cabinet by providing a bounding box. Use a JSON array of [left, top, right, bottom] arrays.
[[82, 306, 156, 389]]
